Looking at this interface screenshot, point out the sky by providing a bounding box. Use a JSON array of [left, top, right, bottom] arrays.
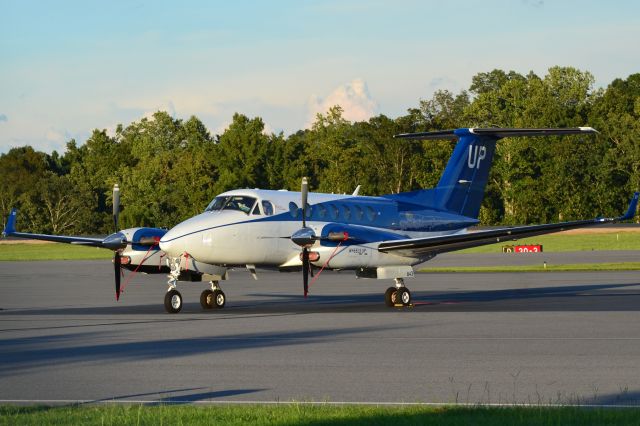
[[1, 0, 639, 153]]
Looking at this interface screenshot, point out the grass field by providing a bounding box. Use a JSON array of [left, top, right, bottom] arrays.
[[1, 404, 640, 426], [460, 231, 640, 253], [0, 242, 112, 261]]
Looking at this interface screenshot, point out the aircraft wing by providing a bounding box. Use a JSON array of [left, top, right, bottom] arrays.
[[2, 208, 107, 247], [378, 193, 639, 258]]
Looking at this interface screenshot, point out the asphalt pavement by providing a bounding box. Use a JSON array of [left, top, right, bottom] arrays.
[[1, 254, 639, 406]]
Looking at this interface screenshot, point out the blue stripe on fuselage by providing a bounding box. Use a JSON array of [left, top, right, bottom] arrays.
[[161, 195, 477, 245]]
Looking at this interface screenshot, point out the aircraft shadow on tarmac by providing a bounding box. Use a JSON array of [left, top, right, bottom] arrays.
[[0, 326, 385, 375], [89, 387, 266, 404], [1, 282, 639, 316]]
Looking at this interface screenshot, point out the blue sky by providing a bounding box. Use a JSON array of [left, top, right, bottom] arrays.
[[1, 0, 639, 153]]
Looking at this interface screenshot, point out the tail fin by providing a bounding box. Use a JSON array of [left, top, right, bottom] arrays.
[[391, 127, 597, 218]]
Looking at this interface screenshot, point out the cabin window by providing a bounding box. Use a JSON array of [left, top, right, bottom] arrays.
[[289, 202, 299, 218], [366, 206, 376, 222], [329, 204, 339, 220], [341, 204, 351, 220], [317, 204, 327, 219], [354, 205, 364, 221], [262, 200, 274, 216]]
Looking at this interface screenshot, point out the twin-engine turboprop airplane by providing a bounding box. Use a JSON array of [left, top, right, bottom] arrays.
[[3, 127, 638, 313]]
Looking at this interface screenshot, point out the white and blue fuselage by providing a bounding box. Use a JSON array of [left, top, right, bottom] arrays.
[[159, 188, 475, 271]]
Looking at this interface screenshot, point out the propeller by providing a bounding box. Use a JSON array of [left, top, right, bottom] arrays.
[[114, 249, 121, 301], [301, 177, 308, 228], [112, 184, 122, 301], [300, 177, 310, 297], [113, 184, 120, 232], [290, 177, 350, 298]]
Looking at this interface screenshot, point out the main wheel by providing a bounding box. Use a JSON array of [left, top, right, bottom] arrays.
[[384, 287, 397, 307], [396, 288, 412, 306], [200, 289, 214, 309], [164, 289, 183, 313], [212, 289, 226, 309]]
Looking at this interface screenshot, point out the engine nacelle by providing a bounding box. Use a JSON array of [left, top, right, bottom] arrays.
[[118, 227, 169, 274]]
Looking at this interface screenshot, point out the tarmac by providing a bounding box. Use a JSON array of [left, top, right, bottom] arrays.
[[1, 251, 639, 406]]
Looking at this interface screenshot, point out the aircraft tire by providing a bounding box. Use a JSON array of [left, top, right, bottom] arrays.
[[384, 287, 397, 307], [397, 288, 411, 306], [212, 289, 226, 309], [200, 289, 214, 309], [164, 289, 183, 313]]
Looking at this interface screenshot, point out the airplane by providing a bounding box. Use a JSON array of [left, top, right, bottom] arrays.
[[3, 127, 638, 313]]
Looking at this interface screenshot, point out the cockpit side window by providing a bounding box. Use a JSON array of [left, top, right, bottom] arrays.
[[262, 200, 274, 216], [251, 203, 261, 215]]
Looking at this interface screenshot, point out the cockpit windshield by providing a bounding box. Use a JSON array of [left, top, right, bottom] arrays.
[[205, 196, 257, 214]]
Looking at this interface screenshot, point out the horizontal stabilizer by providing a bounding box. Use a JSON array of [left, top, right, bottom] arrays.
[[394, 127, 598, 140]]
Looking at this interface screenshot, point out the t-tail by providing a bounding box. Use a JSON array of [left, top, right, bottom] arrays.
[[391, 127, 598, 218]]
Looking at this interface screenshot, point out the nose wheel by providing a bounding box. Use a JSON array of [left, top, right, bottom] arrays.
[[164, 289, 183, 313]]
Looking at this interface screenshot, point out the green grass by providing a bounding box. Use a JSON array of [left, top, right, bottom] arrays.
[[419, 262, 640, 273], [0, 243, 112, 261], [461, 231, 640, 253], [1, 404, 640, 426]]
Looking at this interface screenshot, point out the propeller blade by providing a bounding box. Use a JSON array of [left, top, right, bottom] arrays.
[[114, 252, 121, 301], [112, 184, 120, 233], [301, 177, 308, 228], [302, 247, 309, 298]]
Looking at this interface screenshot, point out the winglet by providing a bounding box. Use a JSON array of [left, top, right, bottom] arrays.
[[2, 208, 17, 238], [620, 192, 639, 221]]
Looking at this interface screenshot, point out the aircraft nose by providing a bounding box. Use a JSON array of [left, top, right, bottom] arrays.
[[159, 230, 179, 256]]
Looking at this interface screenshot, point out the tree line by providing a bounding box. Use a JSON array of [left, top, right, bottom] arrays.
[[1, 66, 639, 235]]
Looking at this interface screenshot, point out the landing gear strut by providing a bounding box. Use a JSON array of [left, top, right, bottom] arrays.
[[165, 258, 183, 313], [200, 281, 226, 309], [384, 278, 412, 307]]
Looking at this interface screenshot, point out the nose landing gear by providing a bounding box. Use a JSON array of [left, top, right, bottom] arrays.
[[164, 289, 183, 313]]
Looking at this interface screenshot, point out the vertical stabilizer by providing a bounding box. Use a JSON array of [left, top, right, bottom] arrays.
[[390, 127, 598, 218]]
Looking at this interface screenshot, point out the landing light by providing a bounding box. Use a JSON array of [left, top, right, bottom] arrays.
[[300, 251, 320, 262]]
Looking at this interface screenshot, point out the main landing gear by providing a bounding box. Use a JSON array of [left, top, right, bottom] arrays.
[[384, 278, 412, 307], [200, 281, 226, 310]]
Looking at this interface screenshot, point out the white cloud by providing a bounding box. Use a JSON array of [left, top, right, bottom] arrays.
[[45, 127, 70, 144], [141, 100, 177, 120], [307, 78, 377, 127]]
